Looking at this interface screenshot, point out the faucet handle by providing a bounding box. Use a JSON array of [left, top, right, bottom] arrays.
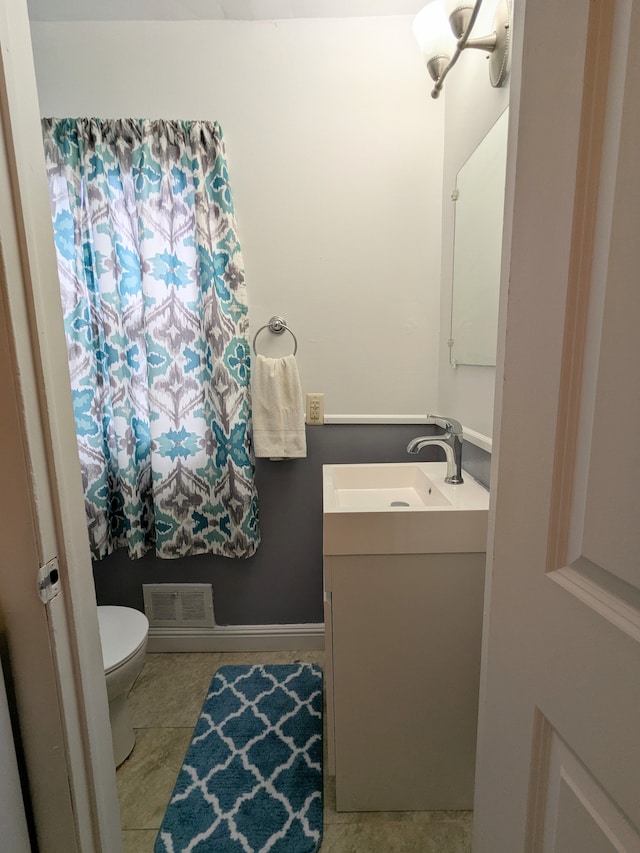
[[426, 414, 463, 436]]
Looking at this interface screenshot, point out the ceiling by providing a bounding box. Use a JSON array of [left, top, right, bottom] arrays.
[[27, 0, 426, 22]]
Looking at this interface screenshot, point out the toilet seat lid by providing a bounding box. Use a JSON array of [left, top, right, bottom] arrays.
[[97, 606, 149, 674]]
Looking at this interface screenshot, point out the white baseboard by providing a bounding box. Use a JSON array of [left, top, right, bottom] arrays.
[[147, 622, 325, 654], [462, 427, 492, 453], [323, 414, 428, 424]]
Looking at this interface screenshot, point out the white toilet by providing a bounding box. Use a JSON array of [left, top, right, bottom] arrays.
[[97, 605, 149, 767]]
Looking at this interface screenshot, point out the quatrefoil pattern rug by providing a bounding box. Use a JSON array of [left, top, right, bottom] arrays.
[[155, 663, 323, 853]]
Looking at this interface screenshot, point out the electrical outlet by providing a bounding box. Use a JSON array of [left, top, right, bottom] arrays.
[[305, 393, 324, 426]]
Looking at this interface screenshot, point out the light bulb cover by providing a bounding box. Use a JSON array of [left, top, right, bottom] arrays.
[[443, 0, 474, 14], [412, 2, 453, 62]]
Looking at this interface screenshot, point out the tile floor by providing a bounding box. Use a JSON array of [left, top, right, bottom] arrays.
[[118, 651, 472, 853]]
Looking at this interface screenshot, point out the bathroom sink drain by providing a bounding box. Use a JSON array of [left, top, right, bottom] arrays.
[[390, 500, 410, 507]]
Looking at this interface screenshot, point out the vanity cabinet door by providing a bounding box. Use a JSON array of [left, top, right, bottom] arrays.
[[330, 553, 485, 812]]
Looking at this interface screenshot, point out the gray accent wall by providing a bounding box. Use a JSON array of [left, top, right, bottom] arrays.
[[93, 424, 490, 624]]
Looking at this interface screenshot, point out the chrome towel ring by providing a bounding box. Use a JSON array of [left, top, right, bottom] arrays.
[[252, 315, 298, 356]]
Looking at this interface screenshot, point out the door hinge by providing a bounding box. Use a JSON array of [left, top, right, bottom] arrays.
[[451, 188, 460, 201], [37, 558, 61, 604]]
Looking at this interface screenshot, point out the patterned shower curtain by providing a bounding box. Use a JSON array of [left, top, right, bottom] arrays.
[[42, 118, 260, 560]]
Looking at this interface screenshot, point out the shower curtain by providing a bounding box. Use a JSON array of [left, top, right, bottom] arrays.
[[42, 118, 260, 560]]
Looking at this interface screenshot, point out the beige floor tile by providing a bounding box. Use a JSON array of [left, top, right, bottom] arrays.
[[319, 813, 472, 852], [297, 650, 325, 668], [323, 774, 471, 829], [406, 810, 473, 826], [213, 650, 324, 668], [129, 653, 220, 728], [121, 829, 158, 853], [117, 727, 193, 830]]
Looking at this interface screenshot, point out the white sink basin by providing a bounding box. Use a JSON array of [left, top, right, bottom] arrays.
[[331, 464, 451, 509], [323, 462, 489, 555]]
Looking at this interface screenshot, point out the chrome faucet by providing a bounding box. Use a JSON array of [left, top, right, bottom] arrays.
[[407, 415, 464, 485]]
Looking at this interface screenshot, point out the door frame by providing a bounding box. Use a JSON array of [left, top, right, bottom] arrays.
[[0, 0, 122, 850]]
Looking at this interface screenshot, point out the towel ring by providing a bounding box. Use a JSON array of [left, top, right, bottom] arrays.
[[252, 315, 298, 356]]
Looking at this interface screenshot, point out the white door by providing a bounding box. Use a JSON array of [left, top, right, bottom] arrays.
[[0, 662, 30, 853], [473, 0, 640, 850]]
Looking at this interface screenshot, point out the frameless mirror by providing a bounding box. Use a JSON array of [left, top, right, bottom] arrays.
[[449, 108, 509, 367]]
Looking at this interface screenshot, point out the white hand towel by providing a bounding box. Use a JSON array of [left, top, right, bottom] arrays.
[[252, 354, 307, 459]]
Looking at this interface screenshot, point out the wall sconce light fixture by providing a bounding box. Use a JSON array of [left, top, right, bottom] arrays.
[[413, 0, 511, 99]]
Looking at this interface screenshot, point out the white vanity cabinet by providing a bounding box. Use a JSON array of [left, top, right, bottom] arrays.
[[322, 462, 489, 812]]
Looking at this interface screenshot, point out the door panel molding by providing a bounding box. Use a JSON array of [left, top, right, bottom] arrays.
[[527, 716, 640, 852], [546, 0, 615, 574], [549, 566, 640, 645], [545, 0, 640, 626], [525, 708, 554, 853]]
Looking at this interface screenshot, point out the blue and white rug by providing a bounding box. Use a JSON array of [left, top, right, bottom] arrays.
[[155, 663, 323, 853]]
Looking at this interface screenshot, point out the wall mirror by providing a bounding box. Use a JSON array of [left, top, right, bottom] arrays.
[[449, 108, 509, 367]]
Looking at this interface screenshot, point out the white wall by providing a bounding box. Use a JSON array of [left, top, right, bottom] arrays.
[[30, 16, 443, 417], [437, 2, 510, 440]]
